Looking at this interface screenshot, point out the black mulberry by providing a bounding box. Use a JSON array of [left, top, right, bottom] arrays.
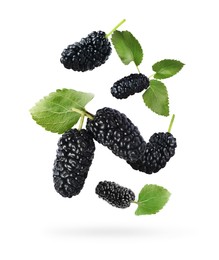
[[96, 181, 135, 208], [127, 132, 177, 174], [111, 73, 149, 99], [60, 31, 112, 72], [53, 129, 95, 198], [86, 107, 146, 162]]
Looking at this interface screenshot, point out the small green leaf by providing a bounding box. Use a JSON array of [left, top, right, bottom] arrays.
[[111, 30, 143, 66], [143, 80, 169, 116], [135, 184, 171, 215], [30, 89, 94, 134], [152, 59, 184, 79]]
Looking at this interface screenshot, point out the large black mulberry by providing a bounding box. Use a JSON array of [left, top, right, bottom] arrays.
[[86, 107, 146, 162], [111, 73, 149, 99], [96, 181, 135, 208], [60, 31, 112, 72], [127, 132, 177, 174], [53, 129, 95, 198]]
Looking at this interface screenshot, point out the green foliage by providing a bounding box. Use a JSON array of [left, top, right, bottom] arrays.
[[135, 184, 171, 215], [152, 59, 184, 79], [111, 30, 143, 66], [30, 89, 94, 134], [143, 80, 169, 116]]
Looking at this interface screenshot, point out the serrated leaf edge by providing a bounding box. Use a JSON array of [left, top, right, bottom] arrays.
[[142, 80, 170, 117], [122, 30, 144, 66], [111, 30, 133, 65], [153, 59, 184, 79], [111, 30, 143, 66], [30, 88, 94, 134], [135, 184, 171, 216]]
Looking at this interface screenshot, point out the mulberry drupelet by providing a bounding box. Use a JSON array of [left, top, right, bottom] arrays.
[[111, 73, 149, 99], [60, 31, 112, 72], [86, 107, 146, 162], [53, 129, 95, 198], [96, 181, 135, 208], [127, 132, 177, 174]]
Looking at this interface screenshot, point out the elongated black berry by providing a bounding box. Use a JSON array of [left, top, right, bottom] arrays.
[[111, 73, 149, 99], [127, 132, 177, 174], [96, 181, 135, 208], [60, 31, 111, 72], [86, 107, 146, 162], [53, 129, 95, 198]]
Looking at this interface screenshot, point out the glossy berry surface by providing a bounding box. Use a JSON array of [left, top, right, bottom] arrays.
[[96, 181, 135, 208], [86, 107, 146, 162], [128, 132, 177, 174], [111, 73, 149, 99], [53, 129, 95, 197], [60, 31, 111, 72]]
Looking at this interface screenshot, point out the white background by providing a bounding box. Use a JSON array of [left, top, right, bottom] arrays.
[[1, 0, 219, 259]]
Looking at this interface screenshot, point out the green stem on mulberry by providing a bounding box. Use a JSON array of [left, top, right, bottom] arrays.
[[136, 65, 141, 73], [149, 73, 155, 79], [105, 19, 126, 38], [132, 201, 139, 204], [78, 114, 85, 130], [71, 107, 94, 120], [168, 114, 175, 133]]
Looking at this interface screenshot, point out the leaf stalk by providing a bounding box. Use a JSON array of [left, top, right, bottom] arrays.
[[149, 73, 155, 79], [71, 107, 94, 120], [78, 114, 85, 130], [136, 65, 141, 73], [168, 114, 175, 133]]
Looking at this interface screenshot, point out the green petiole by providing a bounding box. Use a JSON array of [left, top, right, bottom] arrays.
[[168, 114, 175, 133], [71, 107, 94, 120]]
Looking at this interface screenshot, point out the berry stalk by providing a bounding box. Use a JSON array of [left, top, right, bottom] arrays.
[[148, 73, 155, 79], [136, 65, 141, 73], [72, 107, 94, 129], [71, 107, 94, 120], [78, 114, 85, 130], [105, 19, 126, 38], [168, 114, 175, 133]]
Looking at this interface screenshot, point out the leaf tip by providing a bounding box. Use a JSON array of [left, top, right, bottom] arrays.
[[135, 210, 140, 216]]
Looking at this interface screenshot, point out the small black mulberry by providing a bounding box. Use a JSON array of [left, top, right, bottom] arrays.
[[127, 132, 177, 174], [86, 107, 146, 162], [96, 181, 135, 208], [53, 129, 95, 198], [60, 31, 112, 72], [111, 73, 149, 99]]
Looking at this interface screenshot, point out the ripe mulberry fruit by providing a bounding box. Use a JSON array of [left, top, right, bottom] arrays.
[[127, 132, 177, 174], [53, 129, 95, 198], [96, 181, 135, 208], [86, 107, 146, 162], [111, 73, 149, 99], [60, 31, 112, 72]]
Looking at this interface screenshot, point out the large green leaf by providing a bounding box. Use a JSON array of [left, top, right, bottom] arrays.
[[143, 80, 169, 116], [30, 89, 94, 134], [135, 184, 171, 215], [111, 30, 143, 66], [152, 59, 184, 79]]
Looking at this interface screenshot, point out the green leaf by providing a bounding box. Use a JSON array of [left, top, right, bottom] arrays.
[[152, 59, 184, 79], [143, 80, 169, 116], [30, 89, 94, 134], [111, 30, 143, 66], [135, 184, 171, 215]]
